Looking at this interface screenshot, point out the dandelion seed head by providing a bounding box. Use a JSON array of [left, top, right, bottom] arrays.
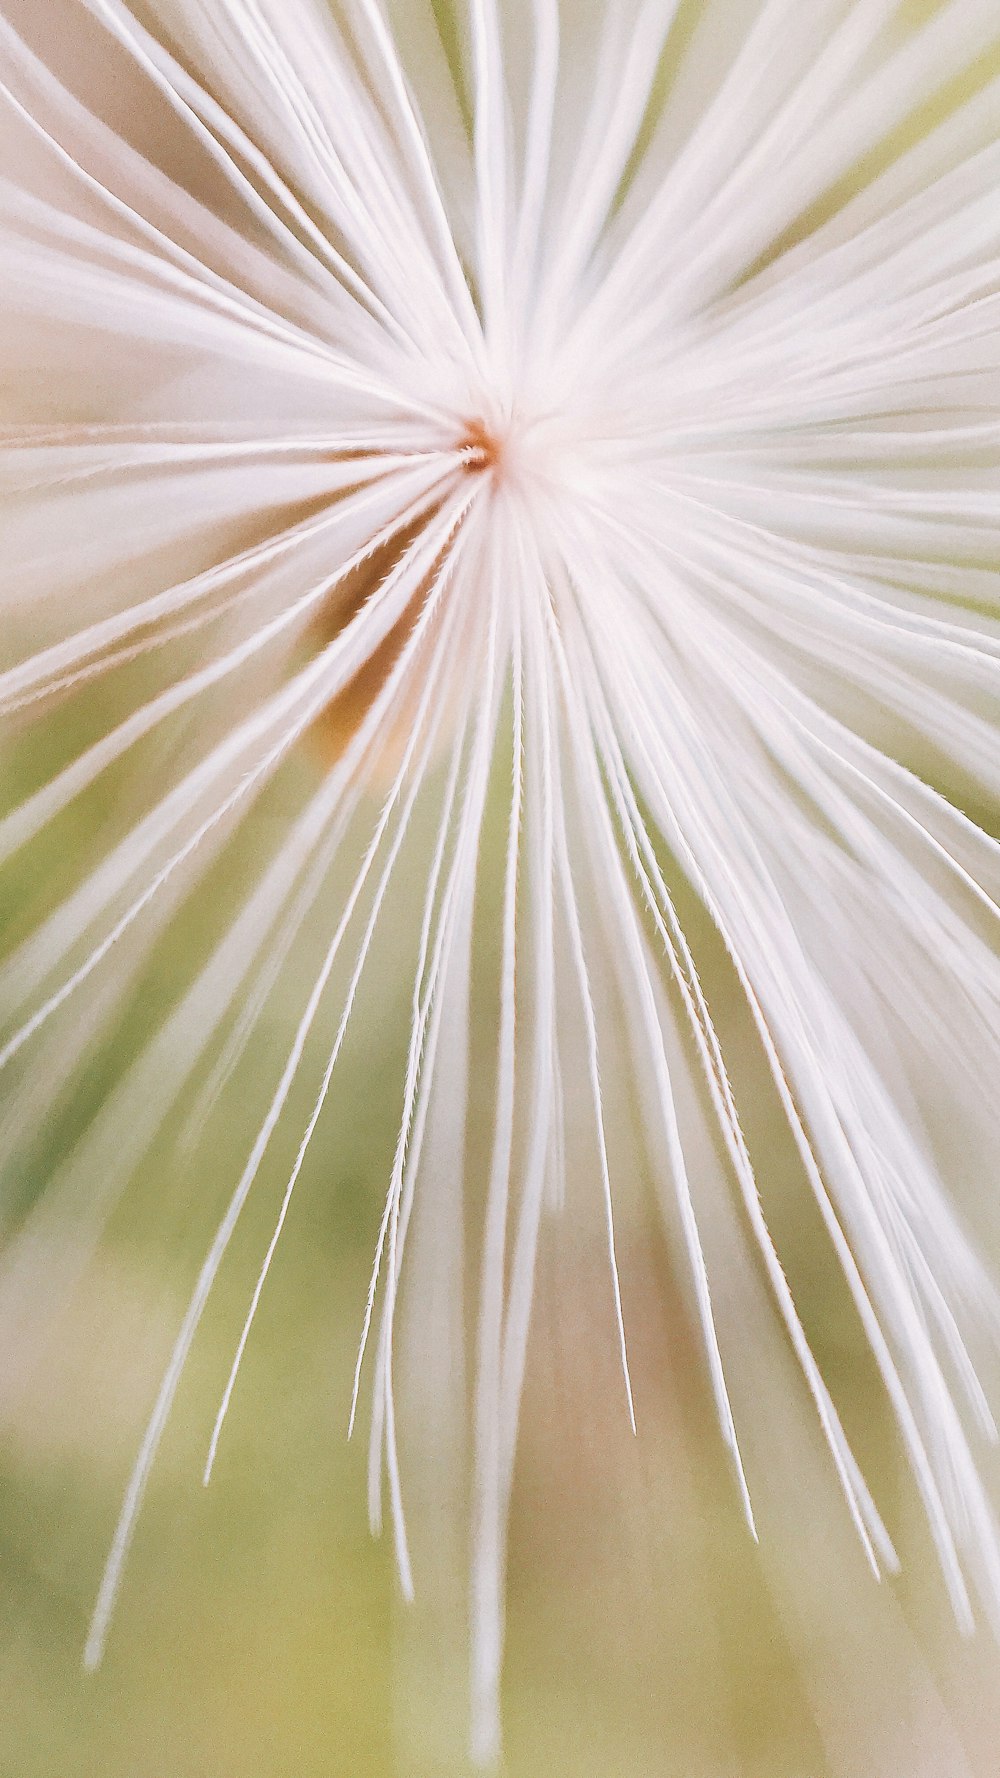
[[3, 0, 1000, 1767]]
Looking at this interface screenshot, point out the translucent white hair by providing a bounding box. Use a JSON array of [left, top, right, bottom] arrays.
[[2, 0, 1000, 1761]]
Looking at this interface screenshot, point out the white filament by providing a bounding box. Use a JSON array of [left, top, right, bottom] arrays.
[[2, 0, 1000, 1765]]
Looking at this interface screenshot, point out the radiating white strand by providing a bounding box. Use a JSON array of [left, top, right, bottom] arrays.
[[551, 732, 638, 1425], [569, 536, 982, 1585], [657, 0, 922, 283], [0, 474, 469, 958], [705, 630, 1000, 1020], [2, 0, 1000, 1762], [374, 781, 476, 1493], [561, 0, 862, 358], [532, 0, 680, 341], [0, 482, 478, 1076], [0, 16, 370, 351], [2, 186, 450, 423], [86, 759, 412, 1662], [470, 566, 523, 1769], [495, 525, 561, 1501], [0, 465, 428, 714], [202, 563, 470, 1493], [632, 0, 998, 333], [2, 690, 412, 1296], [296, 5, 476, 361], [558, 482, 1000, 933], [616, 469, 1000, 660], [738, 77, 1000, 317], [170, 505, 498, 1197], [83, 496, 480, 1672], [350, 513, 504, 1445], [574, 608, 896, 1572], [0, 798, 235, 1235], [348, 0, 486, 357], [802, 715, 1000, 967], [370, 655, 484, 1591], [2, 175, 354, 381], [359, 540, 503, 1609], [0, 425, 453, 480], [555, 509, 929, 1416], [726, 183, 1000, 356], [586, 591, 986, 1627], [82, 0, 432, 343], [364, 760, 479, 1550], [587, 484, 1000, 779], [569, 16, 996, 378], [0, 763, 364, 1378], [362, 698, 473, 1558], [197, 0, 464, 362], [359, 679, 483, 1543], [549, 580, 750, 1519], [0, 452, 445, 701], [0, 24, 407, 374], [715, 724, 1000, 1342], [177, 777, 384, 1160], [469, 0, 511, 370], [540, 582, 637, 1422], [628, 792, 973, 1614], [510, 0, 559, 318], [546, 1043, 567, 1216], [1, 585, 277, 719], [0, 518, 420, 859], [0, 467, 456, 862]]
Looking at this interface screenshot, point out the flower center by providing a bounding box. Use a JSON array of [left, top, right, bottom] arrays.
[[458, 409, 563, 508]]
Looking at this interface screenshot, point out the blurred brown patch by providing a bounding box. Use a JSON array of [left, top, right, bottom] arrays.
[[308, 511, 440, 775], [309, 422, 494, 773]]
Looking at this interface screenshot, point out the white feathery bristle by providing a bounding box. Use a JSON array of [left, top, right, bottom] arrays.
[[2, 0, 1000, 1764]]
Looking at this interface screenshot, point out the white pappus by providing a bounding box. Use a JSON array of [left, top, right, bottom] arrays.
[[2, 0, 1000, 1764]]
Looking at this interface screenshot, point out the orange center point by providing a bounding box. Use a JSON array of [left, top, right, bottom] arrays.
[[459, 417, 511, 482]]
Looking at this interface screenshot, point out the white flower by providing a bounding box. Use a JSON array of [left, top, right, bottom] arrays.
[[2, 0, 1000, 1761]]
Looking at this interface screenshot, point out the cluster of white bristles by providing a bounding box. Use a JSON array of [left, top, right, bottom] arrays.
[[2, 0, 1000, 1761]]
